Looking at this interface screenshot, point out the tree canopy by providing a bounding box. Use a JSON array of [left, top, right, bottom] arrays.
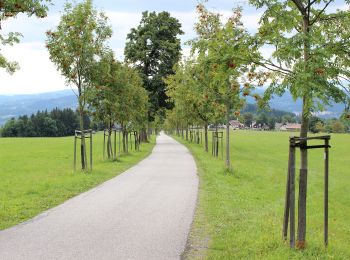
[[124, 11, 183, 120]]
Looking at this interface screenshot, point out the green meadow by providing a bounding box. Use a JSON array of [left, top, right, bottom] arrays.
[[0, 133, 155, 230], [174, 130, 350, 259]]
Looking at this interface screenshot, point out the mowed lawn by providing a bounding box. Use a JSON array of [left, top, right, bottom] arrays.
[[174, 130, 350, 259], [0, 132, 155, 230]]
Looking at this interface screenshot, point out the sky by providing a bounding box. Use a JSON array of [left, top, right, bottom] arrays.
[[0, 0, 347, 95]]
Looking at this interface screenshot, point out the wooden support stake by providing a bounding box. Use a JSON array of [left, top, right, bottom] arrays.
[[103, 130, 106, 159], [114, 130, 117, 160], [283, 140, 292, 240], [90, 131, 92, 171], [290, 143, 296, 248], [74, 135, 77, 172], [324, 138, 329, 246]]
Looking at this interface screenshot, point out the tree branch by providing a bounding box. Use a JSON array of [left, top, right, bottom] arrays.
[[291, 0, 307, 16], [310, 0, 334, 26]]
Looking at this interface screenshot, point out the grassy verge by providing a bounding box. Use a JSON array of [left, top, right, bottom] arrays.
[[0, 132, 155, 230], [173, 130, 349, 259]]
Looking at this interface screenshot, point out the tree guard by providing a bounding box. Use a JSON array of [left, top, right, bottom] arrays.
[[189, 126, 202, 144], [74, 130, 93, 172], [129, 131, 140, 151], [283, 135, 330, 248], [211, 131, 223, 158], [103, 128, 117, 160]]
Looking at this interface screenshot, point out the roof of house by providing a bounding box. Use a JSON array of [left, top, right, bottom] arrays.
[[285, 123, 301, 129]]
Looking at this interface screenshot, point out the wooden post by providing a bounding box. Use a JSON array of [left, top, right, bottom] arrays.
[[90, 130, 92, 171], [103, 130, 106, 159], [74, 134, 77, 172], [324, 138, 329, 246], [290, 140, 296, 248], [114, 130, 117, 160], [118, 131, 121, 155], [283, 139, 292, 240], [221, 133, 223, 159]]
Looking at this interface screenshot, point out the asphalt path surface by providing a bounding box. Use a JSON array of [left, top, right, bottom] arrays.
[[0, 133, 198, 260]]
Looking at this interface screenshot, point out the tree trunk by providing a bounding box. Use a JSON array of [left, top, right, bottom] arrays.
[[297, 96, 309, 249], [140, 128, 148, 143], [225, 106, 231, 170], [297, 15, 311, 249], [107, 122, 112, 159], [80, 110, 87, 170], [204, 121, 208, 152], [186, 126, 188, 141]]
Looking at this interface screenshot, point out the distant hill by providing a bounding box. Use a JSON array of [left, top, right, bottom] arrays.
[[0, 88, 346, 125], [0, 90, 77, 125], [246, 89, 346, 118]]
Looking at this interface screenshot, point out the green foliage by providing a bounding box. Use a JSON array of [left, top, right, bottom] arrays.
[[249, 0, 348, 117], [0, 108, 81, 137], [190, 4, 264, 117], [88, 51, 148, 131], [124, 11, 183, 119], [0, 0, 50, 73], [46, 0, 112, 130]]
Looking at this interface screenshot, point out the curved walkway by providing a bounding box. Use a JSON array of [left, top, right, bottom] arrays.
[[0, 133, 198, 260]]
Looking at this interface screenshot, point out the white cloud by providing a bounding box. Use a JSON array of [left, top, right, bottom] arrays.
[[0, 42, 67, 95]]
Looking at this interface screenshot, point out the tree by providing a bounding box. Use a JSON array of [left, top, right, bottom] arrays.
[[88, 51, 148, 156], [249, 0, 349, 248], [331, 120, 345, 133], [309, 116, 323, 133], [190, 4, 265, 170], [124, 11, 183, 140], [315, 121, 325, 133], [243, 113, 253, 127], [46, 0, 112, 170], [166, 57, 219, 152]]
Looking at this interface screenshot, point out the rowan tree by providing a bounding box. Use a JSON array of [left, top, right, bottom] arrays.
[[249, 0, 350, 248], [190, 4, 263, 170], [46, 0, 112, 170]]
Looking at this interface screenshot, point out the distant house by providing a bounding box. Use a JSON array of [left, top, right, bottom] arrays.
[[275, 123, 284, 131], [285, 123, 301, 131], [229, 120, 244, 130], [278, 123, 301, 131]]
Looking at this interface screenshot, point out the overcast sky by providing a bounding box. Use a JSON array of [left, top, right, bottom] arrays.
[[0, 0, 347, 95]]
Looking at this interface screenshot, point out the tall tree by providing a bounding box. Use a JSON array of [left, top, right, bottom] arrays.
[[46, 0, 112, 170], [124, 11, 183, 140], [191, 4, 264, 170], [249, 0, 349, 248], [0, 0, 50, 73]]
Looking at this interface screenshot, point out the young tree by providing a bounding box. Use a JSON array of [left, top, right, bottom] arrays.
[[166, 57, 220, 152], [190, 4, 263, 170], [88, 51, 120, 159], [0, 0, 50, 73], [124, 11, 183, 141], [249, 0, 349, 248], [46, 0, 112, 170]]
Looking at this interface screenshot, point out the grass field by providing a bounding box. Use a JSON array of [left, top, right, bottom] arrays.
[[174, 130, 350, 259], [0, 132, 155, 230]]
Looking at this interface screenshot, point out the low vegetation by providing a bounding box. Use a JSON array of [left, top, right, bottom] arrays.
[[174, 130, 350, 259], [0, 133, 155, 230]]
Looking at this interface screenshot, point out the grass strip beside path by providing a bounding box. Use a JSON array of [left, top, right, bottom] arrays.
[[174, 131, 350, 259], [0, 133, 155, 230]]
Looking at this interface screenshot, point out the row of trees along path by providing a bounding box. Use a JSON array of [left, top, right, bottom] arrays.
[[165, 1, 350, 250], [1, 0, 184, 169], [1, 0, 350, 252]]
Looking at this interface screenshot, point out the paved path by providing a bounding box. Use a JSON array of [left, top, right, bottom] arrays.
[[0, 133, 198, 260]]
